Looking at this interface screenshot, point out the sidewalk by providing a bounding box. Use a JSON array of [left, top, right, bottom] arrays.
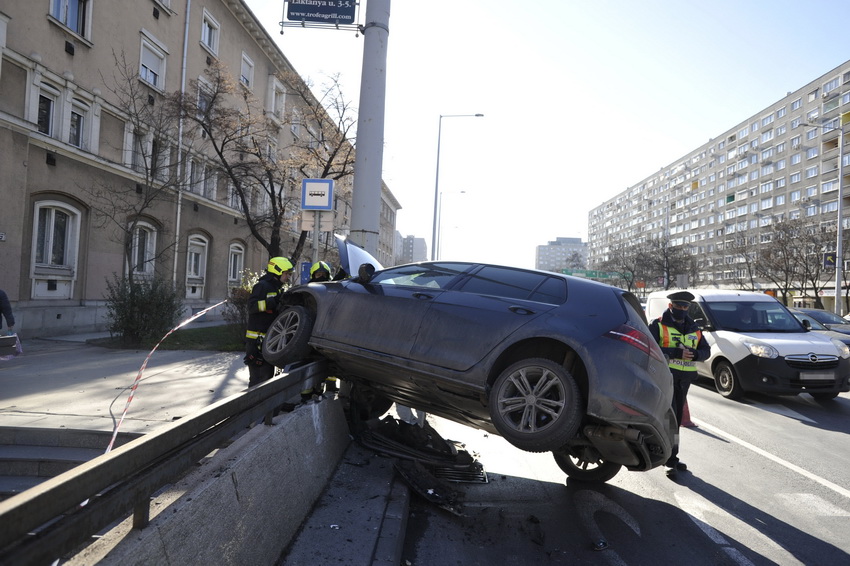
[[0, 325, 410, 565]]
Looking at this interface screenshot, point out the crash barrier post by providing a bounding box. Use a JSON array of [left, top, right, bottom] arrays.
[[0, 360, 330, 565]]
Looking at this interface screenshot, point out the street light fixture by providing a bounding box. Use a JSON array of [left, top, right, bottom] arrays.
[[431, 113, 483, 261]]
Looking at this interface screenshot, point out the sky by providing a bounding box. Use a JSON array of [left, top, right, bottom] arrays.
[[244, 0, 850, 269]]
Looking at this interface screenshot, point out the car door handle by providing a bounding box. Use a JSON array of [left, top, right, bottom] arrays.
[[509, 306, 535, 315], [413, 292, 435, 300]]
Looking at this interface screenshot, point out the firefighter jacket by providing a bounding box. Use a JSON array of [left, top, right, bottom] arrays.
[[245, 272, 284, 340]]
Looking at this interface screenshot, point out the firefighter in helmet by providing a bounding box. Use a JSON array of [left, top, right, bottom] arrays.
[[244, 257, 293, 387], [300, 260, 339, 401]]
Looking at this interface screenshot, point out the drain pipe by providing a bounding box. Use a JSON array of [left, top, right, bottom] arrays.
[[173, 0, 191, 287]]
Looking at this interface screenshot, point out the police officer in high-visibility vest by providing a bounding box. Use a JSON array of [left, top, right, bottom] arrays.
[[244, 257, 293, 387], [648, 290, 709, 474]]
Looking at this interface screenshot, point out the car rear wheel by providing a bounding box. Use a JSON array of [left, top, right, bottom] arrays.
[[488, 358, 582, 452], [552, 451, 622, 483], [713, 360, 743, 399], [262, 306, 314, 367]]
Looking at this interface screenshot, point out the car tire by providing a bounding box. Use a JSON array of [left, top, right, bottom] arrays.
[[552, 451, 622, 483], [713, 360, 744, 399], [262, 306, 314, 367], [811, 391, 839, 401], [488, 358, 582, 452]]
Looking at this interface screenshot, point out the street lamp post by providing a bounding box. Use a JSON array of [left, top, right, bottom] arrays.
[[431, 113, 483, 261], [436, 190, 466, 260]]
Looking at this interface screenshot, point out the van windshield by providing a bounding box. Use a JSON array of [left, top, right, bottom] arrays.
[[702, 301, 805, 333]]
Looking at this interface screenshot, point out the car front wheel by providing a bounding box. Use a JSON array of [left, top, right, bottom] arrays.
[[488, 358, 582, 452], [713, 360, 743, 399], [262, 306, 314, 367], [552, 451, 622, 483]]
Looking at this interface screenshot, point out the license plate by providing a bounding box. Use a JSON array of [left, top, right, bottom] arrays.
[[799, 372, 834, 381]]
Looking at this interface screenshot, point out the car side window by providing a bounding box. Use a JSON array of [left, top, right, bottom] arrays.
[[457, 266, 555, 302]]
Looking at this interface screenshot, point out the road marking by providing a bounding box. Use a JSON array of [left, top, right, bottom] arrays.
[[674, 492, 802, 566], [692, 418, 850, 500], [776, 493, 850, 516], [748, 401, 816, 423]]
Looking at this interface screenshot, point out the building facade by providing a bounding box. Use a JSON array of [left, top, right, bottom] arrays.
[[0, 0, 399, 337], [535, 237, 587, 273], [588, 59, 850, 304], [399, 235, 428, 264]]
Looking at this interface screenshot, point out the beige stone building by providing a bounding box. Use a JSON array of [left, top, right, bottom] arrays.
[[0, 0, 399, 337]]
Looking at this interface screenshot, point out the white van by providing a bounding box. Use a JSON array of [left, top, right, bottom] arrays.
[[645, 289, 850, 401]]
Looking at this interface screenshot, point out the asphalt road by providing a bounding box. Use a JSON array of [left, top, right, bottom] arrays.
[[402, 381, 850, 565]]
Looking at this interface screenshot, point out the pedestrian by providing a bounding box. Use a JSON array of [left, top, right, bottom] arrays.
[[300, 261, 336, 401], [0, 289, 14, 335], [244, 257, 293, 387], [648, 290, 709, 475]]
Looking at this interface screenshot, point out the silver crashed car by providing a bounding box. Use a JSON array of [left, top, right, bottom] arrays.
[[264, 237, 676, 482]]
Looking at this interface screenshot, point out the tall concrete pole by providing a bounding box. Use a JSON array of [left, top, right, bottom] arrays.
[[349, 0, 390, 256]]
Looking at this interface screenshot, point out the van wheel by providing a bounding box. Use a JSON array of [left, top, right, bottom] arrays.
[[714, 360, 743, 399], [811, 392, 839, 401]]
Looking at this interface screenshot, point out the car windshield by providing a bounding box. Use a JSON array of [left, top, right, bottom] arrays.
[[369, 262, 474, 289], [704, 301, 804, 332], [804, 309, 847, 325], [792, 311, 829, 330]]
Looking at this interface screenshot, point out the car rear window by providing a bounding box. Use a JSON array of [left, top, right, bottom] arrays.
[[458, 266, 566, 304]]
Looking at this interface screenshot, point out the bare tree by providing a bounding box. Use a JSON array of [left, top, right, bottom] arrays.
[[794, 222, 835, 309], [755, 219, 804, 306], [173, 62, 356, 265], [599, 241, 646, 293], [724, 230, 761, 291], [85, 51, 183, 285]]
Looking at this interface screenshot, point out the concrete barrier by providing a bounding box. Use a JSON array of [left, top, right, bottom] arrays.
[[68, 399, 350, 565]]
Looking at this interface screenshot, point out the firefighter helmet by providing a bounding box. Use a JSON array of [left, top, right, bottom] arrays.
[[267, 257, 293, 276], [310, 261, 331, 280]]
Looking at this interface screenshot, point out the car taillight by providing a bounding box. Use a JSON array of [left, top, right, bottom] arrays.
[[605, 323, 666, 363]]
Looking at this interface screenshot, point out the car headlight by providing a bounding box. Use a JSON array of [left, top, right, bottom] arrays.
[[742, 340, 779, 359], [831, 338, 850, 359]]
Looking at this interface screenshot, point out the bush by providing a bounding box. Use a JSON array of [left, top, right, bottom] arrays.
[[104, 274, 185, 346], [221, 269, 261, 345]]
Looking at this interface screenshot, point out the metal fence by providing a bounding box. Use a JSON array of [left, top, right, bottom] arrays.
[[0, 360, 328, 565]]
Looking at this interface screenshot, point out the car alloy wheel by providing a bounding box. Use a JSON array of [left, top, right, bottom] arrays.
[[552, 451, 622, 483], [488, 358, 582, 452], [262, 305, 315, 367]]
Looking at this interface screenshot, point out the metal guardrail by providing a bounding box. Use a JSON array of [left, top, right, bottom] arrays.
[[0, 360, 328, 565]]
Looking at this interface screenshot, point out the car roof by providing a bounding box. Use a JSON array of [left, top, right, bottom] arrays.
[[646, 289, 778, 303]]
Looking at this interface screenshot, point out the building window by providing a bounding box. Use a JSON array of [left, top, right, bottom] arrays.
[[50, 0, 90, 38], [186, 235, 208, 299], [140, 38, 166, 90], [203, 165, 216, 199], [267, 76, 286, 122], [37, 92, 56, 136], [189, 158, 203, 193], [228, 243, 244, 282], [240, 52, 254, 88], [200, 10, 220, 55], [131, 130, 147, 172], [805, 165, 819, 178], [68, 99, 90, 149], [132, 222, 157, 275], [791, 98, 802, 110]]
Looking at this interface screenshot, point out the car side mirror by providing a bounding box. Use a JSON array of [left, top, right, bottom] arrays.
[[693, 316, 709, 330], [358, 263, 376, 283], [802, 319, 811, 330]]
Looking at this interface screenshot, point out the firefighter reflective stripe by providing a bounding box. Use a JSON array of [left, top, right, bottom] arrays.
[[245, 330, 266, 339], [659, 323, 700, 373], [257, 300, 267, 312], [258, 291, 279, 313]]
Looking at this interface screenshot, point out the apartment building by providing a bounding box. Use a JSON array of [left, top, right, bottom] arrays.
[[535, 237, 587, 273], [0, 1, 399, 337], [588, 59, 850, 298]]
